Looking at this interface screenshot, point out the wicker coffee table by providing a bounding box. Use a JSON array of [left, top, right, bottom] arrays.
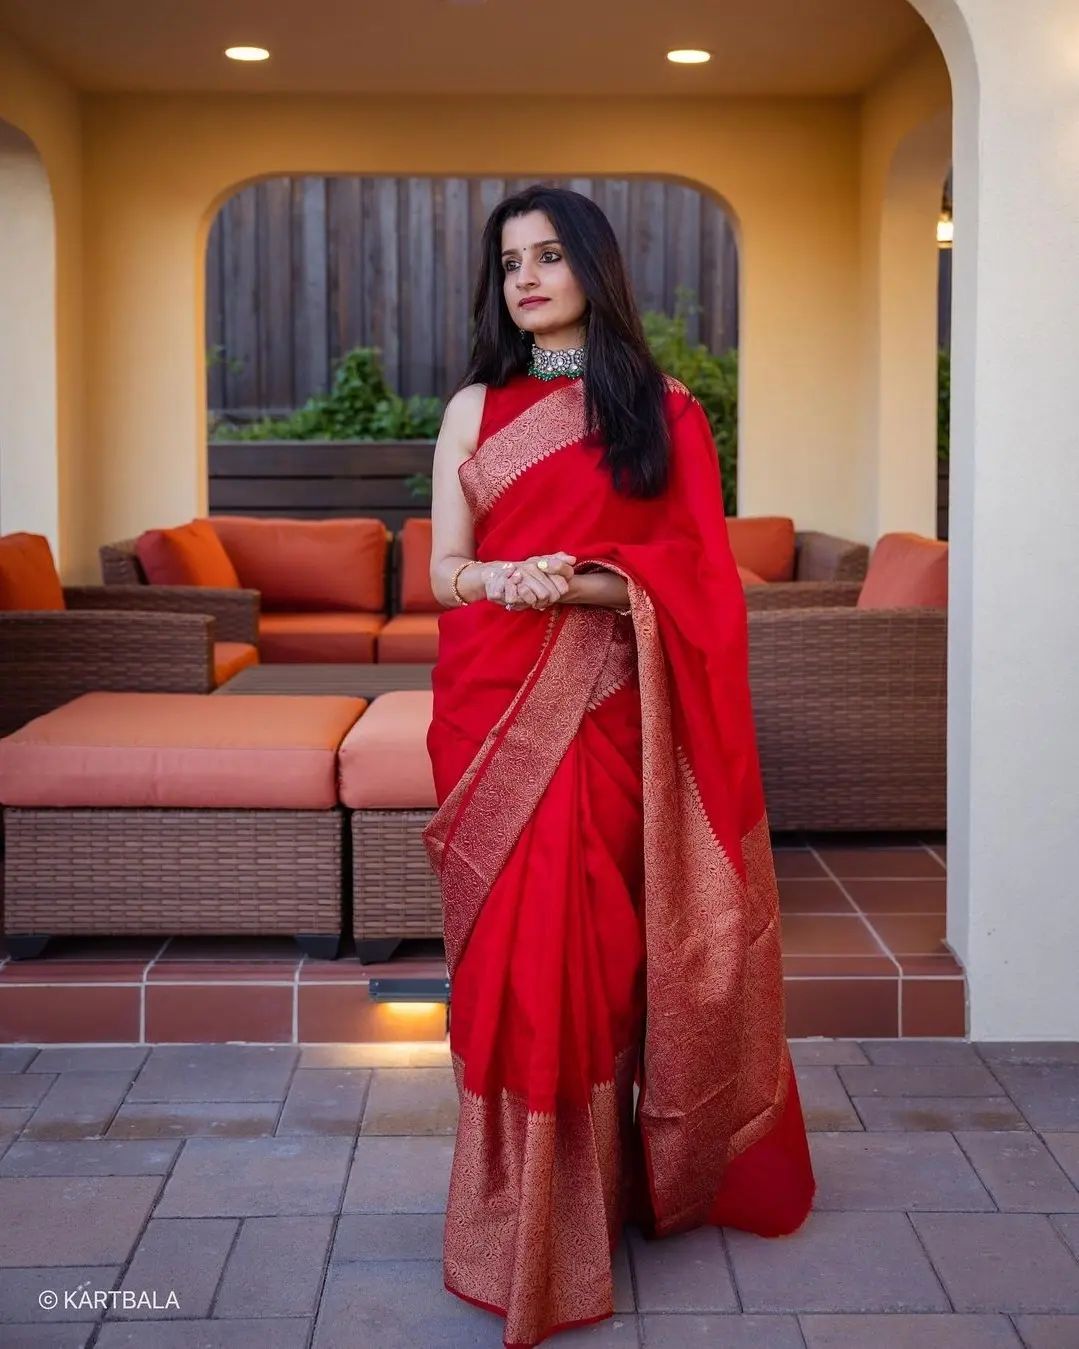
[[214, 663, 434, 698]]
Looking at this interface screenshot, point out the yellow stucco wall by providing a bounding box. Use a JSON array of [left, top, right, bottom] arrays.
[[0, 28, 84, 575], [859, 37, 953, 540]]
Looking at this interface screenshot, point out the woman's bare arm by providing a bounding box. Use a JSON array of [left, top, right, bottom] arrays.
[[429, 385, 490, 607], [428, 385, 626, 612], [561, 569, 630, 611]]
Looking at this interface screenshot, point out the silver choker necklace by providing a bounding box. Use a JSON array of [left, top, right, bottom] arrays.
[[528, 343, 586, 381]]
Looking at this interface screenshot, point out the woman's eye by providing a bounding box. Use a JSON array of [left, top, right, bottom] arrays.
[[503, 252, 560, 272]]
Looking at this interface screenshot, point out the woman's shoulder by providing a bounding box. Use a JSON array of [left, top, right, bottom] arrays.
[[439, 383, 488, 462], [445, 382, 488, 416], [442, 381, 487, 429]]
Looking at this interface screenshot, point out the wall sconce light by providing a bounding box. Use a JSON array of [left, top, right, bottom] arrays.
[[225, 46, 270, 62], [937, 207, 954, 249], [667, 49, 712, 65], [369, 976, 450, 1004]]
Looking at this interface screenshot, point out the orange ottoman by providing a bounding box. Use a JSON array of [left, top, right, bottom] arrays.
[[338, 691, 440, 964], [0, 691, 367, 959]]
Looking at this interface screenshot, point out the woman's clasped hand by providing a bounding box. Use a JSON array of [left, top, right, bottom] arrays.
[[480, 552, 577, 611]]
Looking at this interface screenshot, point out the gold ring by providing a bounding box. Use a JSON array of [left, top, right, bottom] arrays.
[[536, 557, 549, 571]]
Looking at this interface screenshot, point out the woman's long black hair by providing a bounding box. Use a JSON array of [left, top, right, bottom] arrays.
[[455, 184, 672, 499]]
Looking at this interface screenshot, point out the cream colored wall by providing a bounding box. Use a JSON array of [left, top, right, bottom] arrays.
[[912, 0, 1079, 1040], [0, 29, 84, 577], [79, 92, 867, 565]]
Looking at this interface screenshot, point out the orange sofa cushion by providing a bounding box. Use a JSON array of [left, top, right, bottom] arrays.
[[0, 691, 366, 809], [258, 612, 386, 663], [135, 519, 241, 589], [0, 533, 65, 611], [857, 533, 949, 610], [338, 690, 436, 808], [724, 516, 796, 583], [210, 516, 389, 613], [737, 565, 767, 588], [399, 517, 438, 613], [213, 641, 259, 686], [377, 614, 439, 663]]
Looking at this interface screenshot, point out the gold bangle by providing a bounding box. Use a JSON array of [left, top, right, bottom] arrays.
[[450, 559, 475, 605]]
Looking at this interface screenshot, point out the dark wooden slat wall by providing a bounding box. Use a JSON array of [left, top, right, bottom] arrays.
[[208, 441, 436, 532], [207, 176, 740, 415]]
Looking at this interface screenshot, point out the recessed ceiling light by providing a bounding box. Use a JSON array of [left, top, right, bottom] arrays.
[[225, 46, 270, 62], [667, 49, 712, 65]]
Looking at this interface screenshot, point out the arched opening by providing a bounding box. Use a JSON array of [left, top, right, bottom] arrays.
[[200, 173, 742, 524], [0, 118, 58, 549]]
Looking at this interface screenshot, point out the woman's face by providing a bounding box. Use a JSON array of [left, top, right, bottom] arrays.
[[501, 210, 588, 345]]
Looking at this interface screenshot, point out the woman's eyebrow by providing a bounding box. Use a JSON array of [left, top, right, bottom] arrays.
[[500, 238, 561, 257]]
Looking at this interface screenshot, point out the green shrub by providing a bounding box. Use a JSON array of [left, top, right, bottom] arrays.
[[642, 288, 738, 513], [211, 347, 443, 442]]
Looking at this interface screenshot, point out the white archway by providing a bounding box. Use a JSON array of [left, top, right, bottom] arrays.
[[0, 119, 58, 549], [903, 0, 1079, 1039]]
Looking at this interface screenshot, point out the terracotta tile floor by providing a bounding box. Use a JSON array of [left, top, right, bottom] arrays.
[[1, 1037, 1077, 1346], [0, 832, 959, 1045]]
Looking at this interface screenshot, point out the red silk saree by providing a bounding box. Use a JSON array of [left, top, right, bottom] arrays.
[[423, 371, 815, 1347]]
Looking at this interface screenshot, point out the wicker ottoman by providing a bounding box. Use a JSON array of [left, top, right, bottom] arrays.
[[0, 691, 368, 959], [338, 690, 440, 963]]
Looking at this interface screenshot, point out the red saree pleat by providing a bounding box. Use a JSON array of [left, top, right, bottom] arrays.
[[424, 371, 816, 1347]]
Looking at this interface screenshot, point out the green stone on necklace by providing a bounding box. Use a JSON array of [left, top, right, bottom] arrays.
[[528, 343, 586, 381]]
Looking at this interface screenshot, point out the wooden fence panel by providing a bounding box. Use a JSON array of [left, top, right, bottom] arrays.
[[208, 440, 435, 533], [208, 175, 740, 417], [221, 186, 259, 411], [293, 177, 330, 404]]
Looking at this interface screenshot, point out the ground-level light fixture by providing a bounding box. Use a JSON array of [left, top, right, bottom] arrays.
[[225, 46, 270, 62], [369, 976, 451, 1004], [667, 49, 712, 64]]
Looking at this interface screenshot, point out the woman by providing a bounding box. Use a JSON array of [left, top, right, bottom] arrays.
[[423, 184, 815, 1347]]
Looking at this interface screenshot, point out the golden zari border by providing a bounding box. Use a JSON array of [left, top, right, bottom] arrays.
[[422, 602, 625, 977], [459, 374, 692, 523], [590, 561, 789, 1236], [459, 381, 589, 522], [444, 1041, 639, 1346]]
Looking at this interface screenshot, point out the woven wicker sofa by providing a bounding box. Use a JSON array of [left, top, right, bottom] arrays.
[[0, 691, 368, 960], [101, 516, 412, 664], [0, 532, 260, 738], [101, 514, 869, 666], [751, 531, 948, 831], [730, 518, 869, 611]]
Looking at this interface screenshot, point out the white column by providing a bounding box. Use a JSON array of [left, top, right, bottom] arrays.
[[928, 0, 1079, 1037]]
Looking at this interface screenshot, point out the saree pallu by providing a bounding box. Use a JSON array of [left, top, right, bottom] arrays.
[[423, 371, 815, 1347]]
